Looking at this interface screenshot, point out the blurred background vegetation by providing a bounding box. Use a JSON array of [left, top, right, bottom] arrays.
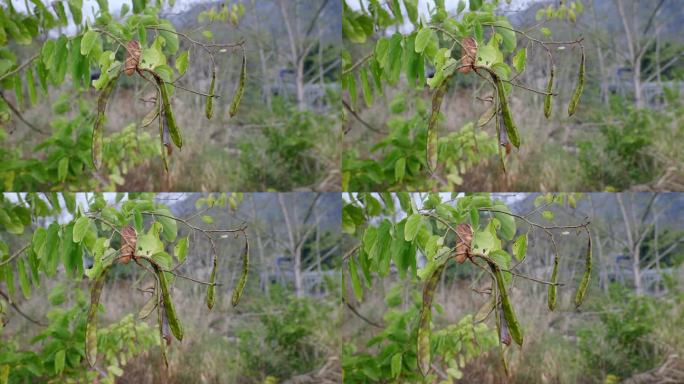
[[342, 192, 684, 383], [342, 0, 684, 192]]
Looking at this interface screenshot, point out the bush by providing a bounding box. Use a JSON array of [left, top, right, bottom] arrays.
[[234, 286, 335, 381], [575, 284, 680, 380]]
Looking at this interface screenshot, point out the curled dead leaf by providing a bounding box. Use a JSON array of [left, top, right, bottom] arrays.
[[458, 37, 477, 74], [119, 225, 137, 264], [453, 223, 473, 263], [124, 40, 141, 76]]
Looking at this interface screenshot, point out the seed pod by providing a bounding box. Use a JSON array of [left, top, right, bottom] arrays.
[[568, 48, 585, 116], [156, 295, 168, 368], [158, 93, 169, 172], [574, 233, 592, 308], [205, 66, 215, 120], [498, 308, 512, 346], [229, 52, 246, 118], [458, 37, 477, 74], [92, 75, 119, 170], [548, 251, 559, 311], [206, 253, 217, 310], [124, 40, 141, 76], [498, 115, 512, 155], [155, 266, 183, 341], [138, 295, 157, 320], [473, 297, 495, 323], [417, 262, 446, 377], [231, 238, 249, 307], [494, 286, 510, 377], [477, 103, 496, 127], [544, 64, 555, 119], [157, 76, 183, 149], [490, 262, 523, 346], [119, 225, 137, 264], [453, 223, 473, 264], [427, 82, 448, 173], [86, 264, 112, 367], [494, 75, 520, 149], [160, 304, 172, 346]]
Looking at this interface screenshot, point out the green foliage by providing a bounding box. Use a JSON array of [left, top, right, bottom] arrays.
[[0, 99, 157, 191], [343, 294, 497, 383], [236, 108, 334, 191], [0, 192, 249, 376], [235, 287, 335, 381], [343, 192, 590, 379], [343, 96, 497, 191], [576, 284, 684, 380], [342, 0, 584, 188], [0, 289, 156, 384], [577, 99, 684, 190], [0, 0, 246, 187]]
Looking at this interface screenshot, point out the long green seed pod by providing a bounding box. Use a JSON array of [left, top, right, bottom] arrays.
[[158, 91, 169, 172], [568, 47, 585, 116], [206, 253, 217, 310], [417, 263, 446, 377], [157, 77, 183, 149], [490, 262, 523, 346], [495, 76, 521, 148], [426, 82, 448, 173], [574, 233, 592, 308], [205, 66, 215, 119], [86, 264, 112, 367], [155, 266, 183, 341], [229, 52, 246, 118], [92, 75, 119, 169], [231, 238, 249, 307], [493, 282, 510, 377], [544, 64, 555, 119], [548, 251, 559, 311], [157, 294, 168, 368]]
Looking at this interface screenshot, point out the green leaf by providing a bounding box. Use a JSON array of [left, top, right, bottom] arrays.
[[470, 207, 480, 229], [136, 223, 164, 257], [394, 157, 406, 182], [493, 20, 517, 52], [512, 234, 527, 262], [349, 257, 363, 301], [26, 67, 37, 105], [72, 216, 91, 243], [542, 210, 554, 220], [17, 258, 31, 299], [493, 205, 516, 241], [81, 30, 99, 56], [512, 48, 526, 73], [57, 157, 69, 182], [476, 44, 502, 68], [470, 0, 483, 11], [489, 249, 511, 269], [54, 349, 65, 374], [414, 28, 431, 53], [153, 208, 177, 242], [175, 50, 189, 75], [404, 213, 423, 241], [174, 236, 188, 263], [391, 353, 403, 378], [68, 0, 83, 25]]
